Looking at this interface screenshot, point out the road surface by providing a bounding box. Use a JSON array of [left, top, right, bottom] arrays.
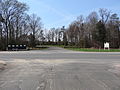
[[0, 47, 120, 90]]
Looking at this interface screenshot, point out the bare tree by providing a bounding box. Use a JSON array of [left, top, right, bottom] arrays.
[[0, 0, 28, 49], [54, 28, 59, 43], [50, 28, 55, 42], [86, 11, 99, 47], [99, 8, 111, 24], [28, 14, 42, 47]]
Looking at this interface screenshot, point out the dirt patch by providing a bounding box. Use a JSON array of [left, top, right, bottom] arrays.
[[0, 61, 7, 70], [32, 59, 76, 65], [114, 64, 120, 73], [108, 64, 120, 77], [114, 64, 120, 68]]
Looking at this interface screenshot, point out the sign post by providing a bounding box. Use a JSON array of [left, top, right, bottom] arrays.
[[104, 42, 110, 50]]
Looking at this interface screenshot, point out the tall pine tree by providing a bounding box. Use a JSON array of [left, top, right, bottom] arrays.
[[96, 21, 106, 48]]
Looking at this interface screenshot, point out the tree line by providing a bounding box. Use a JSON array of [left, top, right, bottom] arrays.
[[0, 0, 43, 50], [45, 9, 120, 49], [0, 0, 120, 50]]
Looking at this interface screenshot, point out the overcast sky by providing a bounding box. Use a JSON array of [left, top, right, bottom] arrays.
[[19, 0, 120, 29]]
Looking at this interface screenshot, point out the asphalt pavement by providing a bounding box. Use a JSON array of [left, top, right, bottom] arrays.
[[0, 47, 120, 90]]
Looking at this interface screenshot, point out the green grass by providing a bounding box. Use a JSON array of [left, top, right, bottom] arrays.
[[65, 48, 120, 52], [35, 45, 120, 52]]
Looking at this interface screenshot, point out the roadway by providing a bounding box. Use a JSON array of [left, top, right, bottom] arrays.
[[0, 47, 120, 90]]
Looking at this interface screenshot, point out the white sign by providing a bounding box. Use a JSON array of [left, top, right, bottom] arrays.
[[104, 42, 110, 50]]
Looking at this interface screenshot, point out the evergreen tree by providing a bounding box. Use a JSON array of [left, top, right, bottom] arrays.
[[96, 21, 106, 48]]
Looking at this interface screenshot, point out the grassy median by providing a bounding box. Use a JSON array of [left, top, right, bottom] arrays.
[[65, 47, 120, 52]]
